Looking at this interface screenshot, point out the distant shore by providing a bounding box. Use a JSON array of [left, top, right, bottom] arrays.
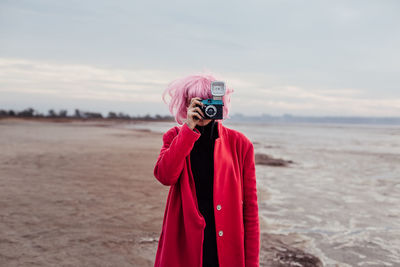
[[0, 118, 322, 266], [0, 116, 173, 124]]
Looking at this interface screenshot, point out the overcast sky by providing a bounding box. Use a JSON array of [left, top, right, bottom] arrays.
[[1, 0, 399, 117]]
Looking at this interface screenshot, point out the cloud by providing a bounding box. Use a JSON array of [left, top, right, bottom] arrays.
[[0, 57, 399, 116], [220, 73, 400, 116], [230, 84, 400, 116], [0, 57, 175, 103]]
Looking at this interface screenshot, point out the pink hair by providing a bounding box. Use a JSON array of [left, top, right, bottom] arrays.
[[162, 74, 234, 124]]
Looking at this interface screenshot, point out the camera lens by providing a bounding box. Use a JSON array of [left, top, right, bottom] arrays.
[[205, 105, 217, 117]]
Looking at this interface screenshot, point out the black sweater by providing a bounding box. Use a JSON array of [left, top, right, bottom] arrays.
[[190, 120, 219, 267]]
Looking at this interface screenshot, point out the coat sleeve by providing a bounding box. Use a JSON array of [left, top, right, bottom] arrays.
[[153, 123, 201, 186], [243, 142, 260, 267]]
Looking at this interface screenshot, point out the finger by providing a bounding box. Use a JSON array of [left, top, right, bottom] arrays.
[[190, 99, 203, 108], [189, 110, 202, 121], [188, 106, 204, 117], [191, 97, 201, 101], [190, 97, 203, 105], [193, 107, 205, 118]]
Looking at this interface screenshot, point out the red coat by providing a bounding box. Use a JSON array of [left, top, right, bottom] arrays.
[[153, 122, 260, 267]]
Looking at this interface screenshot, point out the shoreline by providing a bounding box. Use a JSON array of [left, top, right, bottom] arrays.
[[0, 118, 323, 266]]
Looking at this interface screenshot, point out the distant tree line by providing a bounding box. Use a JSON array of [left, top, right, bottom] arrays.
[[0, 107, 174, 121]]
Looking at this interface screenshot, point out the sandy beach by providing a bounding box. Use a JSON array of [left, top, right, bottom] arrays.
[[0, 118, 322, 266]]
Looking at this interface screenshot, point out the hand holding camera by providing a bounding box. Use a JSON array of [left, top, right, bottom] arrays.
[[186, 97, 206, 130]]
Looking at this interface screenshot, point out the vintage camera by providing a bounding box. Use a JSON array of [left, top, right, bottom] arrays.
[[200, 81, 225, 120]]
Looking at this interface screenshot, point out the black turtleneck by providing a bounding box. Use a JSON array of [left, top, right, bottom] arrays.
[[190, 120, 219, 267]]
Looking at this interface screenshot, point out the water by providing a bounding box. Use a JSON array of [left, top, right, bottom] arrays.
[[124, 121, 400, 266]]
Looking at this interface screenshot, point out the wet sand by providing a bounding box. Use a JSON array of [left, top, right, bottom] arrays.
[[0, 118, 321, 266]]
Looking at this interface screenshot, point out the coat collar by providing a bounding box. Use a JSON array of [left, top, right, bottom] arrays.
[[215, 119, 223, 142], [181, 120, 225, 142]]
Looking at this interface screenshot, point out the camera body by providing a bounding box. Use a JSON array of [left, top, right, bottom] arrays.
[[200, 81, 225, 120], [201, 98, 224, 119]]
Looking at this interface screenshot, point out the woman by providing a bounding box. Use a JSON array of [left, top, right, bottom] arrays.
[[153, 74, 260, 267]]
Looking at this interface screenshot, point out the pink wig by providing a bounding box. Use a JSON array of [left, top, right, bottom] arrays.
[[162, 74, 234, 124]]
